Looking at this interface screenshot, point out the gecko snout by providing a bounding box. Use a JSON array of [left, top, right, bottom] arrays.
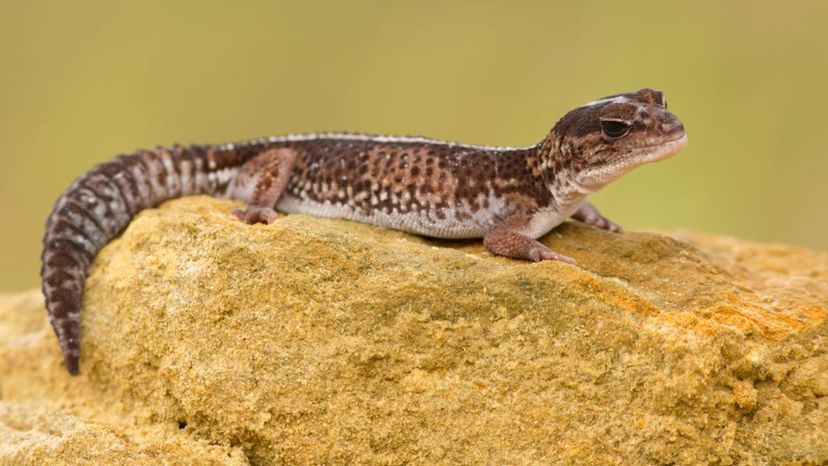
[[659, 118, 685, 137]]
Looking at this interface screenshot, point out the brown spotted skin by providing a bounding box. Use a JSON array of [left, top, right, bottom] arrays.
[[42, 88, 687, 375], [277, 139, 551, 237]]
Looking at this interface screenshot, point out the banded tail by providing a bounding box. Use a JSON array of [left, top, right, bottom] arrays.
[[41, 142, 267, 374]]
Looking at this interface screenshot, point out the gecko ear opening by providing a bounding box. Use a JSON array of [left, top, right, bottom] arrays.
[[600, 119, 632, 140]]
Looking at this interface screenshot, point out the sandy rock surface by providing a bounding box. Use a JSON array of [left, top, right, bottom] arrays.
[[1, 196, 826, 465]]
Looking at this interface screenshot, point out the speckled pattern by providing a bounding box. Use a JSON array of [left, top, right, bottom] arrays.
[[277, 136, 547, 238], [41, 88, 687, 374]]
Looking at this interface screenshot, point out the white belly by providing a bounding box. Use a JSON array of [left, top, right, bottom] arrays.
[[277, 195, 492, 239], [277, 195, 579, 240], [523, 208, 570, 239]]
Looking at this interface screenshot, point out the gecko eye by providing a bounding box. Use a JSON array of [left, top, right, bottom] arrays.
[[600, 119, 632, 139]]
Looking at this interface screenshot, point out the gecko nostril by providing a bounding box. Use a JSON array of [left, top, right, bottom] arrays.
[[661, 121, 685, 135]]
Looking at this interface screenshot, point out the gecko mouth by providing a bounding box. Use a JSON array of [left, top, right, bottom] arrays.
[[624, 133, 688, 165], [576, 134, 688, 192], [622, 133, 688, 152]]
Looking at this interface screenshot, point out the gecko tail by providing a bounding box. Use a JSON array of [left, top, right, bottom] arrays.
[[41, 153, 147, 376], [41, 143, 264, 375], [40, 251, 83, 375], [41, 187, 106, 376]]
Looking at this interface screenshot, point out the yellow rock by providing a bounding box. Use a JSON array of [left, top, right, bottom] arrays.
[[1, 196, 826, 464]]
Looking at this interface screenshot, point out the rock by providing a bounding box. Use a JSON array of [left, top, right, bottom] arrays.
[[0, 401, 246, 466], [1, 196, 826, 464]]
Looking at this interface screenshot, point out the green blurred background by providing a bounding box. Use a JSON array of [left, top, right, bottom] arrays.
[[1, 1, 826, 291]]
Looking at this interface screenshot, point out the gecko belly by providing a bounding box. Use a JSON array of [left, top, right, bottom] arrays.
[[277, 195, 492, 239]]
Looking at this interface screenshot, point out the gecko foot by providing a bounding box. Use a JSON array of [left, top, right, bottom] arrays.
[[232, 206, 279, 224], [583, 215, 622, 233], [528, 245, 577, 264], [571, 202, 623, 233], [483, 216, 577, 264]]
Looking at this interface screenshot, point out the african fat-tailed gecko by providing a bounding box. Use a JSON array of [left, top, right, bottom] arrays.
[[41, 88, 687, 374]]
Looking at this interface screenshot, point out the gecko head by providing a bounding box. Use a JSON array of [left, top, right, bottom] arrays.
[[548, 88, 687, 192]]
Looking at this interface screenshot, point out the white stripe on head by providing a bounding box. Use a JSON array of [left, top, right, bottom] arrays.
[[581, 95, 632, 107]]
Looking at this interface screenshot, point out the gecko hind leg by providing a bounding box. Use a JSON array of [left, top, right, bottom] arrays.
[[229, 148, 299, 224], [483, 214, 576, 264]]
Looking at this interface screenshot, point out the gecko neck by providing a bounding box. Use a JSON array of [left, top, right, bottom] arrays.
[[535, 132, 593, 213]]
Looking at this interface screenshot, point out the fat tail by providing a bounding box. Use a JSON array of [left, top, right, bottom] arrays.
[[41, 142, 264, 374]]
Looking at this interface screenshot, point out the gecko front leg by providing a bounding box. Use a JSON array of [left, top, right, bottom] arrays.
[[230, 148, 298, 224], [570, 201, 622, 233], [483, 214, 576, 264]]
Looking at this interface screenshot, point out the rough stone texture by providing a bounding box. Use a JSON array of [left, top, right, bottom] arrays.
[[1, 196, 826, 465]]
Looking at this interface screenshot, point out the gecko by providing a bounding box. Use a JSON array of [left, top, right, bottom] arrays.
[[41, 88, 687, 375]]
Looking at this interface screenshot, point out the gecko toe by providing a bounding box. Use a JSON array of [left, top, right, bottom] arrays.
[[258, 208, 279, 224], [529, 246, 576, 264], [591, 217, 622, 233], [552, 253, 577, 264], [233, 207, 279, 224]]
